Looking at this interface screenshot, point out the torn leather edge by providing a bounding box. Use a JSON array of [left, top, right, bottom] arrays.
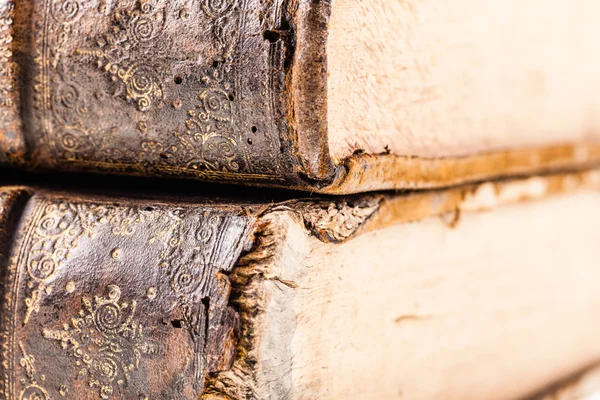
[[201, 212, 297, 400], [201, 196, 381, 399], [201, 169, 600, 399]]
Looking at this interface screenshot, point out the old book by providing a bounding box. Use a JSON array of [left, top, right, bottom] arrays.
[[1, 1, 600, 193], [1, 170, 600, 399]]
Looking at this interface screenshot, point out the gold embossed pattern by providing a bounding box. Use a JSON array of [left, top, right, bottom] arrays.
[[0, 192, 255, 399], [42, 284, 165, 399], [24, 0, 290, 183]]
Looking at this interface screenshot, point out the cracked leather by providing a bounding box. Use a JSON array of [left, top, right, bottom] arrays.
[[0, 188, 260, 399]]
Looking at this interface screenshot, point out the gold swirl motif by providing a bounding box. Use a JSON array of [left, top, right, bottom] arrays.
[[205, 134, 237, 158], [27, 204, 78, 281], [201, 0, 237, 17], [54, 84, 78, 108], [94, 303, 123, 333], [172, 265, 200, 295], [137, 96, 150, 111], [117, 63, 163, 112], [36, 204, 77, 237], [27, 257, 56, 281], [108, 209, 141, 236], [75, 3, 166, 112], [127, 3, 164, 42], [60, 131, 78, 150], [133, 16, 154, 41], [201, 88, 232, 122], [52, 84, 87, 125], [163, 214, 227, 300], [195, 226, 213, 243], [50, 0, 82, 24], [91, 354, 119, 382], [99, 383, 115, 399], [19, 384, 49, 400], [129, 67, 155, 95], [57, 127, 94, 158], [22, 203, 144, 324], [43, 284, 162, 399], [140, 140, 163, 154], [139, 2, 153, 14], [187, 133, 238, 171]]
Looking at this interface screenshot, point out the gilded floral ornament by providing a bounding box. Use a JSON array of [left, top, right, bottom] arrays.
[[199, 88, 232, 122], [2, 196, 253, 399], [22, 202, 144, 325], [50, 0, 85, 24], [76, 1, 167, 111], [51, 83, 88, 125], [18, 342, 50, 400], [165, 76, 240, 172], [32, 0, 283, 182], [19, 385, 49, 400], [42, 285, 165, 399]]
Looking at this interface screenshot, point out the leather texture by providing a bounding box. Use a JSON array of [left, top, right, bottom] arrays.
[[3, 0, 318, 187], [0, 188, 259, 399]]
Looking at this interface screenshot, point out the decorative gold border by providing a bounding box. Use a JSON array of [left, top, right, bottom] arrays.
[[4, 199, 45, 400]]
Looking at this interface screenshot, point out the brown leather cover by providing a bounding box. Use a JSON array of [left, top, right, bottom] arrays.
[[4, 0, 316, 186], [0, 188, 261, 399]]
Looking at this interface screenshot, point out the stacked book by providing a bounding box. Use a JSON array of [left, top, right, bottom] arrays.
[[1, 1, 599, 399]]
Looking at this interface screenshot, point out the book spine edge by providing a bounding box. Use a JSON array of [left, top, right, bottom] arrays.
[[0, 187, 31, 400], [288, 0, 339, 186]]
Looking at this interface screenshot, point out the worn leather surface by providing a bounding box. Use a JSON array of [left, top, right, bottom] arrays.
[[2, 0, 322, 187], [0, 189, 260, 399]]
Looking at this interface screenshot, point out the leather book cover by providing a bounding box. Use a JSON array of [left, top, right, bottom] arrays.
[[0, 186, 258, 399]]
